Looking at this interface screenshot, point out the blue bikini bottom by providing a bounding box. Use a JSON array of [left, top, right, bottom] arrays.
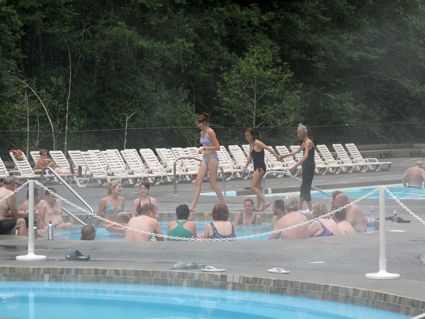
[[203, 155, 219, 165]]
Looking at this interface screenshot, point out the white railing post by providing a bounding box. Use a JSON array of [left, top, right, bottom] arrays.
[[365, 186, 400, 279], [16, 180, 46, 261]]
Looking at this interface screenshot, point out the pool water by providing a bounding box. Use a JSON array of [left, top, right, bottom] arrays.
[[0, 281, 409, 319], [56, 222, 271, 241]]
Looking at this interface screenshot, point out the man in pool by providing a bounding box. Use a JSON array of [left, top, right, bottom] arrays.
[[0, 176, 26, 236], [268, 195, 309, 240], [334, 193, 366, 232], [19, 188, 44, 229], [105, 212, 131, 233], [332, 208, 355, 235], [37, 188, 72, 230], [125, 203, 164, 241], [401, 161, 425, 188], [271, 200, 285, 229]]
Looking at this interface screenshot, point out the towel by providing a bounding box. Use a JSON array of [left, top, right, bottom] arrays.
[[9, 150, 23, 160]]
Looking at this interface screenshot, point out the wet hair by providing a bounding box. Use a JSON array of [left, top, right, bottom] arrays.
[[119, 212, 131, 223], [176, 204, 190, 220], [244, 198, 254, 206], [245, 128, 255, 140], [298, 123, 308, 135], [312, 202, 329, 219], [334, 208, 346, 222], [140, 181, 150, 190], [212, 204, 229, 221], [26, 188, 40, 199], [105, 180, 121, 195], [274, 200, 285, 212], [45, 187, 57, 197], [196, 113, 209, 124], [284, 195, 299, 212], [139, 203, 156, 216], [4, 176, 19, 186], [332, 190, 343, 201], [39, 149, 48, 156], [81, 225, 96, 240]]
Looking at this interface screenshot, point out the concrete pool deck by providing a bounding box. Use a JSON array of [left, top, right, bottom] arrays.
[[1, 157, 424, 316]]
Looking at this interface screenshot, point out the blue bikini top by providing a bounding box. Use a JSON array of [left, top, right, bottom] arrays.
[[200, 133, 214, 146]]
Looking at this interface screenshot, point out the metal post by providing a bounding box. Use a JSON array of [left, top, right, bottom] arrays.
[[16, 180, 46, 261], [365, 186, 400, 279]]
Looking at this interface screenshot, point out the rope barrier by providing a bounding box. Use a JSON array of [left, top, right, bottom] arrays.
[[384, 187, 425, 226]]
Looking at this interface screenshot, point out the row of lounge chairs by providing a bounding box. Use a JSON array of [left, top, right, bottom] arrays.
[[0, 144, 391, 187]]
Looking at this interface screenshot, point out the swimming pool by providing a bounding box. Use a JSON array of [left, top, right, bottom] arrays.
[[56, 222, 271, 241], [0, 281, 409, 319]]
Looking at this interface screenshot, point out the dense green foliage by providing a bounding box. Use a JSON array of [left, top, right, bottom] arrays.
[[1, 0, 425, 146]]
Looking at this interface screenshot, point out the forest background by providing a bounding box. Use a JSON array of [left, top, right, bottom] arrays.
[[1, 0, 425, 155]]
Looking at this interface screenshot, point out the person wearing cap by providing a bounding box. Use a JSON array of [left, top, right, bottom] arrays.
[[402, 161, 425, 188]]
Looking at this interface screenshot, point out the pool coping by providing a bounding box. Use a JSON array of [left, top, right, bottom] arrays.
[[1, 262, 424, 317]]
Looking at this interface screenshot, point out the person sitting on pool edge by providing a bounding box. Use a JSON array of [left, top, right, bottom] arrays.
[[167, 204, 197, 241], [125, 203, 164, 241], [271, 200, 285, 229], [81, 225, 96, 240], [105, 212, 131, 233], [96, 180, 125, 226], [309, 202, 341, 237], [334, 193, 366, 232], [332, 208, 355, 235], [203, 204, 236, 240], [37, 188, 72, 230], [268, 194, 309, 240], [233, 199, 262, 226]]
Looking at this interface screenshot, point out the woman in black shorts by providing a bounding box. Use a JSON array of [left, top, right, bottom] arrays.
[[243, 128, 278, 211], [277, 124, 315, 213]]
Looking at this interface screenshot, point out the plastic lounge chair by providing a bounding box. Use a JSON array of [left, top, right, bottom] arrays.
[[88, 150, 110, 173], [345, 143, 391, 171], [316, 145, 355, 174], [289, 145, 335, 175], [228, 145, 254, 178], [274, 146, 301, 176], [0, 157, 10, 179], [139, 148, 172, 183], [171, 147, 203, 181], [332, 144, 368, 173], [101, 150, 135, 185], [120, 149, 157, 184], [68, 150, 91, 187], [244, 144, 289, 176], [9, 151, 42, 181], [81, 151, 114, 185], [216, 146, 245, 180], [156, 148, 188, 182]]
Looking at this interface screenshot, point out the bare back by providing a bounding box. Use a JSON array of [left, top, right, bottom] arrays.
[[337, 221, 356, 235], [0, 187, 13, 221], [125, 215, 163, 241], [270, 211, 309, 239], [345, 204, 367, 232], [402, 167, 425, 187], [38, 199, 64, 226]]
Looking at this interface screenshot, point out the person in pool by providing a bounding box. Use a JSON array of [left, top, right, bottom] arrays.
[[125, 203, 164, 241], [167, 204, 197, 241], [243, 128, 278, 211], [233, 199, 262, 226], [402, 161, 425, 188], [309, 202, 341, 237], [105, 212, 131, 233], [96, 180, 125, 226], [271, 200, 285, 229], [189, 113, 226, 212], [203, 204, 236, 240], [37, 188, 72, 230], [334, 193, 366, 232], [81, 225, 96, 240], [132, 182, 158, 218], [332, 209, 355, 235]]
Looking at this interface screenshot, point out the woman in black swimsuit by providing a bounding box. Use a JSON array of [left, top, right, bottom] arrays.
[[277, 124, 315, 212], [243, 128, 278, 211], [233, 199, 262, 225], [132, 182, 158, 218]]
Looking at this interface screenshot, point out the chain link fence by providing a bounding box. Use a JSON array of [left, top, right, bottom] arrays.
[[1, 122, 425, 160]]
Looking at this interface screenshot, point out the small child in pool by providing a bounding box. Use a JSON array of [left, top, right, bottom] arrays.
[[81, 225, 96, 240]]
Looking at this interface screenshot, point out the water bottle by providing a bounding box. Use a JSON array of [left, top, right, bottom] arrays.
[[370, 215, 375, 233], [392, 210, 397, 223], [367, 218, 371, 233], [241, 168, 248, 173], [48, 221, 54, 240]]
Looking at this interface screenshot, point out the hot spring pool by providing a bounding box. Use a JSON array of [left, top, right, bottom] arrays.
[[55, 222, 271, 241], [0, 281, 409, 319]]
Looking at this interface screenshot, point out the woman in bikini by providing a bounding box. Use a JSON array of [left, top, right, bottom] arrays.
[[309, 202, 341, 237], [189, 113, 226, 212], [233, 199, 262, 226], [132, 182, 158, 218], [96, 180, 125, 225], [243, 128, 278, 211]]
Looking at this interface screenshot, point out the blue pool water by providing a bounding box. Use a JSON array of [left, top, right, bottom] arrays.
[[56, 222, 271, 241], [0, 282, 409, 319]]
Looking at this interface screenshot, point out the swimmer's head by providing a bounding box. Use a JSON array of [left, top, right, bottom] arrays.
[[335, 193, 349, 207], [416, 161, 423, 168], [284, 194, 299, 212], [333, 208, 346, 222], [273, 200, 285, 215], [312, 202, 329, 219], [212, 204, 229, 221], [105, 180, 122, 195], [176, 204, 190, 220], [81, 225, 96, 240]]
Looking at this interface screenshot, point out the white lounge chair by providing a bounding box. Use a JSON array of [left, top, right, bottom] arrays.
[[244, 144, 289, 176], [68, 150, 91, 187], [316, 145, 355, 174], [332, 144, 368, 172], [275, 146, 301, 176], [217, 146, 244, 180], [9, 151, 41, 181], [120, 149, 157, 184], [88, 150, 110, 173], [228, 145, 254, 177], [156, 148, 189, 182], [171, 147, 203, 181], [101, 150, 135, 184], [345, 143, 391, 171], [0, 157, 10, 179], [139, 148, 172, 183], [81, 151, 114, 185], [289, 145, 335, 175]]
